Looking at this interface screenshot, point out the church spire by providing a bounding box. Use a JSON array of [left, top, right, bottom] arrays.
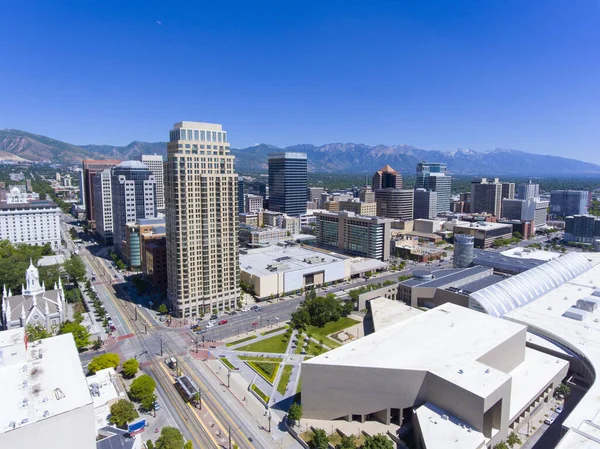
[[44, 298, 50, 315]]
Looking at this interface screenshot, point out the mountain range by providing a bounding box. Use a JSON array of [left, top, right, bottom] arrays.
[[1, 128, 599, 176]]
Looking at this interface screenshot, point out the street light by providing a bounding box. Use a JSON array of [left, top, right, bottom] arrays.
[[268, 410, 272, 433], [227, 370, 231, 388]]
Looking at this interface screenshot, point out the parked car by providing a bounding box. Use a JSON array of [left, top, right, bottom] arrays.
[[544, 416, 556, 425], [206, 322, 215, 328], [154, 401, 160, 411], [229, 311, 237, 315], [218, 319, 228, 325], [250, 305, 259, 311], [555, 405, 564, 414], [210, 314, 219, 321], [241, 307, 250, 312]]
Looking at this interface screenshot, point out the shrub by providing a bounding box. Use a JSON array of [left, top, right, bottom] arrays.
[[88, 353, 120, 374], [122, 358, 140, 378], [129, 374, 156, 402]]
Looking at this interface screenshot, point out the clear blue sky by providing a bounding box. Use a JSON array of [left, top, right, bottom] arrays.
[[1, 1, 599, 162]]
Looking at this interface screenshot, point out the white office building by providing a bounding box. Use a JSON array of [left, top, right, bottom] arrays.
[[502, 198, 549, 227], [92, 169, 114, 244], [0, 188, 61, 251], [0, 328, 96, 449], [141, 155, 165, 211]]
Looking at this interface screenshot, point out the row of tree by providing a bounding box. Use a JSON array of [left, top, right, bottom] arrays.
[[310, 430, 393, 449], [291, 291, 353, 329]]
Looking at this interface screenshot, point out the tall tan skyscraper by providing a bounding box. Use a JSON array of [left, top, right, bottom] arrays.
[[165, 122, 239, 318]]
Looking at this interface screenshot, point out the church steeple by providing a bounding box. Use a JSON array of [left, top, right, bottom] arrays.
[[24, 259, 44, 296]]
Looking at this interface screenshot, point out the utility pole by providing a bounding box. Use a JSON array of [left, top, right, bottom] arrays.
[[268, 410, 272, 433], [195, 335, 199, 353], [134, 306, 137, 321], [159, 335, 163, 357], [228, 425, 231, 449], [227, 370, 231, 388]]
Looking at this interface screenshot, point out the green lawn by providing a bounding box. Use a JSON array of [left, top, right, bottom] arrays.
[[277, 365, 293, 395], [238, 355, 283, 363], [246, 360, 280, 384], [306, 340, 328, 356], [261, 326, 287, 336], [236, 333, 289, 353], [251, 383, 270, 403], [226, 335, 257, 347], [306, 317, 359, 349], [219, 357, 236, 370]]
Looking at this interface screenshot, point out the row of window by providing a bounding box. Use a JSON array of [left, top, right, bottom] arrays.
[[170, 128, 228, 143]]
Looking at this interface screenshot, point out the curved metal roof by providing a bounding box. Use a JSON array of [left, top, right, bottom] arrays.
[[469, 252, 593, 317]]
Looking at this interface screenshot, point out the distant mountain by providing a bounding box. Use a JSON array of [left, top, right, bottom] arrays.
[[1, 129, 598, 176]]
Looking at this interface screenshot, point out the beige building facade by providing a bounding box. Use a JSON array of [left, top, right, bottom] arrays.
[[165, 122, 240, 317]]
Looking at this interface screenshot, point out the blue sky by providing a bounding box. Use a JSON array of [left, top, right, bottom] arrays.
[[1, 1, 599, 162]]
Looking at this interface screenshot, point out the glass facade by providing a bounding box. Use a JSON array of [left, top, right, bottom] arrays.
[[268, 152, 307, 216]]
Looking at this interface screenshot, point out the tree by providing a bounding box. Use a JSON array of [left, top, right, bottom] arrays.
[[158, 303, 168, 315], [310, 429, 329, 449], [26, 323, 51, 341], [363, 434, 394, 449], [109, 399, 138, 428], [155, 427, 185, 449], [122, 358, 140, 378], [63, 255, 86, 283], [129, 374, 156, 402], [64, 287, 82, 304], [141, 393, 157, 413], [184, 442, 193, 449], [336, 435, 357, 449], [88, 353, 120, 374], [288, 402, 303, 422], [507, 432, 522, 448], [555, 383, 571, 398], [116, 259, 126, 271], [291, 308, 310, 329], [146, 441, 155, 449], [493, 443, 509, 449], [59, 320, 91, 350]]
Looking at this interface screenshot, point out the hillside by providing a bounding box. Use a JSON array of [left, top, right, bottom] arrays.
[[1, 129, 598, 176]]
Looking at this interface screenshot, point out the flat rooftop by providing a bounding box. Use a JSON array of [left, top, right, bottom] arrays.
[[305, 303, 524, 398], [369, 297, 423, 332], [472, 249, 548, 273], [0, 329, 93, 435], [240, 245, 346, 277], [401, 266, 492, 289], [502, 254, 600, 444], [452, 221, 512, 231], [500, 247, 561, 262]]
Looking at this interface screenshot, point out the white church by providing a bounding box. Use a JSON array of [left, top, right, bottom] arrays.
[[1, 259, 67, 332]]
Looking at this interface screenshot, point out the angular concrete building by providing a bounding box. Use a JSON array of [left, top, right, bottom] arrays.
[[302, 303, 568, 449]]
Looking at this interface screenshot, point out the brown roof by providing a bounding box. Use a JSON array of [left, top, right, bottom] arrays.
[[378, 164, 398, 174]]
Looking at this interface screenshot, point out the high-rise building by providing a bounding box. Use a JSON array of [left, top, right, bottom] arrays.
[[471, 178, 503, 216], [413, 188, 437, 219], [165, 121, 239, 318], [564, 215, 600, 245], [268, 152, 307, 216], [339, 200, 377, 216], [375, 189, 414, 221], [82, 159, 121, 226], [92, 169, 113, 244], [516, 181, 539, 200], [77, 169, 85, 205], [111, 161, 157, 262], [501, 182, 515, 200], [359, 186, 375, 203], [141, 154, 165, 211], [502, 198, 549, 227], [307, 187, 325, 207], [550, 190, 590, 217], [314, 211, 393, 261], [238, 179, 246, 213], [246, 194, 264, 213], [372, 165, 402, 190], [415, 162, 451, 214], [268, 154, 305, 213]]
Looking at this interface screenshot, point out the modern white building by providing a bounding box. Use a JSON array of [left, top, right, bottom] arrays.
[[2, 261, 66, 331], [502, 197, 549, 227], [468, 252, 600, 448], [0, 188, 61, 251], [240, 245, 350, 299], [0, 328, 96, 449], [302, 302, 568, 449], [92, 169, 114, 244], [86, 368, 127, 431], [141, 154, 165, 211]]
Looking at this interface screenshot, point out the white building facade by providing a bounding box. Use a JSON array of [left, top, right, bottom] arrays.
[[92, 169, 114, 244], [141, 155, 165, 211], [0, 188, 61, 251]]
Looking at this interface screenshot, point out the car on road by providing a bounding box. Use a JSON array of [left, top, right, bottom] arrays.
[[241, 307, 250, 312], [218, 319, 228, 325], [229, 311, 237, 315], [556, 405, 564, 414], [137, 304, 142, 308], [154, 401, 160, 411], [251, 305, 261, 311], [210, 314, 218, 321], [544, 415, 556, 425], [206, 322, 215, 328], [195, 329, 207, 334]]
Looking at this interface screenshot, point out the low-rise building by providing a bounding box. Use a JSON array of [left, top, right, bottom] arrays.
[[314, 211, 393, 261], [239, 245, 350, 299], [239, 225, 288, 247], [446, 220, 513, 248], [302, 302, 568, 449], [338, 200, 377, 216], [245, 194, 264, 213], [501, 198, 548, 228], [124, 218, 165, 268], [0, 328, 96, 449], [142, 237, 167, 292], [86, 368, 127, 431]]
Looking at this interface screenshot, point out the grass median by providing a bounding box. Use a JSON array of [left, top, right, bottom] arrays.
[[251, 383, 270, 403], [236, 333, 289, 353], [246, 360, 280, 384], [225, 335, 257, 347], [306, 317, 359, 349], [277, 364, 293, 395]]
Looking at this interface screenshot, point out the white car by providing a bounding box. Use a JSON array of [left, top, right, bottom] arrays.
[[241, 307, 250, 312], [206, 322, 215, 328]]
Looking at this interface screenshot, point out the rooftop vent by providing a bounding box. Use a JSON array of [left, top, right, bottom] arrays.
[[54, 388, 65, 400], [20, 419, 28, 425], [458, 369, 463, 374], [43, 410, 49, 418]]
